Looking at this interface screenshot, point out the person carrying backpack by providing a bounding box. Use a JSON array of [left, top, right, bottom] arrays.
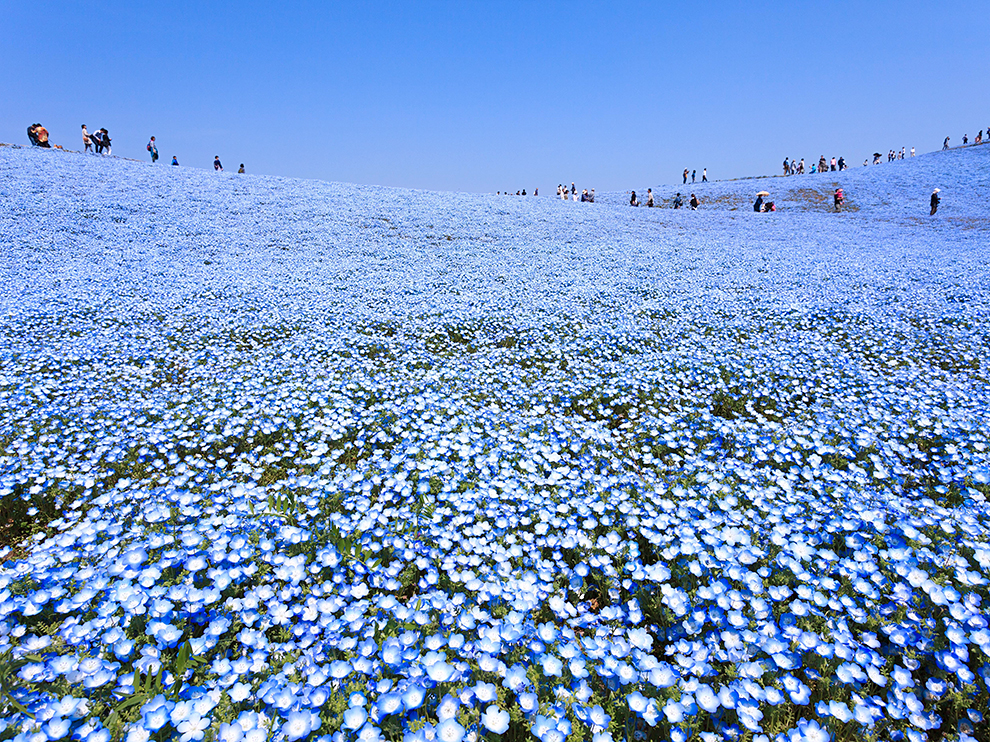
[[147, 136, 159, 163], [930, 188, 940, 215]]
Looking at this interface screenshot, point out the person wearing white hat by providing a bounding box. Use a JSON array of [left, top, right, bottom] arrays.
[[930, 189, 940, 215]]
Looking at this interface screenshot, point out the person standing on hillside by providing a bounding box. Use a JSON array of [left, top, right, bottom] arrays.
[[82, 125, 92, 153], [630, 191, 640, 206], [910, 146, 915, 157], [754, 194, 764, 212], [930, 188, 940, 215], [646, 188, 654, 207], [691, 170, 696, 183], [702, 168, 708, 182], [689, 194, 699, 210], [238, 164, 245, 174], [682, 168, 689, 184], [147, 136, 159, 163], [943, 137, 950, 150], [214, 156, 223, 171], [833, 188, 844, 212]]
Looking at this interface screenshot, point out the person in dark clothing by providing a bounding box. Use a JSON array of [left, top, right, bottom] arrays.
[[833, 188, 844, 211], [148, 136, 159, 163], [689, 194, 699, 210], [237, 164, 245, 174], [630, 191, 639, 206], [930, 189, 940, 215], [754, 195, 764, 212], [171, 156, 179, 166], [93, 129, 111, 155], [682, 168, 688, 184], [672, 193, 683, 209], [837, 156, 845, 171], [943, 137, 950, 150], [691, 170, 696, 183], [27, 124, 51, 147], [214, 156, 223, 171]]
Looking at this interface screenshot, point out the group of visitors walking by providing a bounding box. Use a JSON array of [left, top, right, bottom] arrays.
[[782, 156, 847, 175], [23, 121, 245, 173], [947, 129, 988, 149], [557, 183, 595, 202], [681, 168, 707, 184], [629, 189, 700, 210], [872, 148, 913, 165]]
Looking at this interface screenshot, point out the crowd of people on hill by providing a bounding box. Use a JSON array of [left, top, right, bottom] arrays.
[[945, 129, 988, 150], [22, 119, 978, 219], [628, 189, 701, 210], [781, 156, 849, 175], [22, 122, 247, 173], [870, 148, 913, 165]]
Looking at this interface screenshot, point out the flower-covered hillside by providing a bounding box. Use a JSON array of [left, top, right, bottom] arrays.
[[1, 143, 989, 742], [600, 145, 990, 220]]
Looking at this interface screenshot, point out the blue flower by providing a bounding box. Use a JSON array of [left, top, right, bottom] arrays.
[[481, 705, 510, 734], [342, 708, 367, 731], [435, 718, 465, 742], [282, 711, 319, 742]]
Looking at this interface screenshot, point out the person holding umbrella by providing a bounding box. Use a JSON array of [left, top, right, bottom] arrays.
[[930, 188, 940, 215], [754, 191, 769, 212]]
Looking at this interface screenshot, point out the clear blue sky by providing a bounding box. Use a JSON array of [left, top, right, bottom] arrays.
[[3, 1, 987, 193]]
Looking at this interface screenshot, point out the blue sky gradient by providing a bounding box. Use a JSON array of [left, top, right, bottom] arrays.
[[2, 1, 987, 192]]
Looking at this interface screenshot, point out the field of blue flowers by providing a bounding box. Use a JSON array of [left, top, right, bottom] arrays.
[[1, 143, 989, 742]]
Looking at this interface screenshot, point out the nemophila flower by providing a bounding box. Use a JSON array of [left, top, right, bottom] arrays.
[[662, 699, 685, 724], [482, 705, 510, 734], [282, 711, 319, 742], [437, 694, 460, 721], [436, 718, 465, 742], [401, 685, 426, 711], [343, 708, 367, 731], [177, 715, 209, 742], [787, 719, 831, 742], [518, 693, 539, 714], [143, 698, 174, 732]]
